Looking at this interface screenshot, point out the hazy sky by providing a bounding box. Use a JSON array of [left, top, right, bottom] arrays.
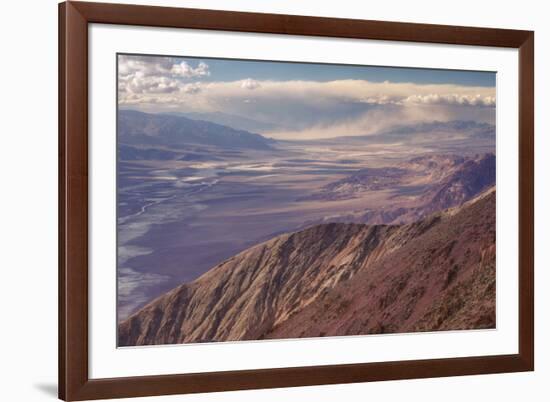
[[118, 54, 496, 139]]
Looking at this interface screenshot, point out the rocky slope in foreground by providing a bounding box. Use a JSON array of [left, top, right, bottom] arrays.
[[119, 188, 496, 346]]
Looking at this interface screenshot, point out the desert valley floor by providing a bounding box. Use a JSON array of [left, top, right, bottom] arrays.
[[116, 111, 496, 345]]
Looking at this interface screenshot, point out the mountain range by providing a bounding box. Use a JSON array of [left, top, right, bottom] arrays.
[[167, 111, 282, 134], [330, 120, 495, 147], [302, 153, 495, 226], [119, 187, 496, 346], [118, 109, 275, 150]]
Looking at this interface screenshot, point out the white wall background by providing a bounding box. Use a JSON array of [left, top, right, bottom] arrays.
[[0, 0, 546, 401]]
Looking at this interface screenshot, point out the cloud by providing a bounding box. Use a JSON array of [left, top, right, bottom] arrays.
[[263, 102, 495, 140], [118, 58, 496, 139], [120, 75, 181, 94], [197, 80, 494, 136], [182, 82, 202, 94], [171, 61, 210, 78], [118, 55, 210, 96], [241, 78, 261, 90], [403, 93, 495, 106], [118, 55, 174, 77]]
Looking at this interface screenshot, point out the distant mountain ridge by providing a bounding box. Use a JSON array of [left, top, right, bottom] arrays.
[[332, 120, 495, 144], [119, 188, 496, 346], [363, 153, 496, 224], [420, 153, 496, 214], [168, 111, 282, 134], [301, 153, 495, 226], [118, 109, 275, 150], [381, 120, 494, 136]]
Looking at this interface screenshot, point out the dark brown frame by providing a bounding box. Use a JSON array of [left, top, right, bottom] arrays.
[[59, 1, 534, 400]]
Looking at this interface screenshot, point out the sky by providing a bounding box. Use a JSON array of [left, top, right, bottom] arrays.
[[118, 53, 496, 139]]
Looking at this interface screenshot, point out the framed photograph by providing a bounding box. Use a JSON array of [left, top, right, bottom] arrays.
[[59, 1, 534, 400]]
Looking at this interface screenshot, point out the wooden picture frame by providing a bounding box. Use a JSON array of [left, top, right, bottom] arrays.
[[59, 1, 534, 400]]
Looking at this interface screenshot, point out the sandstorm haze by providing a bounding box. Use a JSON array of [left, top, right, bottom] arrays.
[[118, 54, 496, 139], [116, 54, 496, 345]]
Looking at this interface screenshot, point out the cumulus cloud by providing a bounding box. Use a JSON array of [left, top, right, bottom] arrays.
[[118, 55, 174, 77], [171, 61, 210, 78], [182, 82, 202, 94], [403, 93, 495, 106], [120, 75, 181, 94], [118, 55, 210, 98], [162, 79, 495, 111], [241, 78, 261, 90]]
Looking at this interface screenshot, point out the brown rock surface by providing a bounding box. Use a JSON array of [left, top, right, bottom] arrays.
[[119, 188, 496, 346]]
